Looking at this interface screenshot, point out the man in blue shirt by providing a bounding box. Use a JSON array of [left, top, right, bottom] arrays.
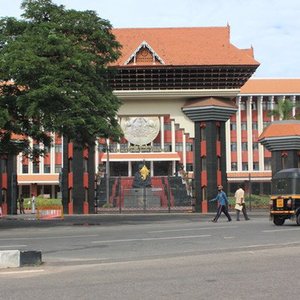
[[210, 185, 232, 223]]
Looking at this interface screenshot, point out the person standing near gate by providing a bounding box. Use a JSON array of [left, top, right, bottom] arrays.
[[18, 194, 25, 214], [31, 194, 36, 214], [235, 184, 250, 221], [210, 185, 232, 223]]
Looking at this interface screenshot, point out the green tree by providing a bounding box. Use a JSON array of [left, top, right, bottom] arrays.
[[0, 0, 122, 158], [268, 99, 296, 120]]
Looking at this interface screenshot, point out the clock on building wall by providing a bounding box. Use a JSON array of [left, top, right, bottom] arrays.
[[120, 117, 160, 146]]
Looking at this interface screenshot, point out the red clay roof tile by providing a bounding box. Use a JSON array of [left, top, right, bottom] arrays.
[[111, 27, 259, 67], [183, 97, 237, 108], [258, 121, 300, 140], [241, 79, 300, 94]]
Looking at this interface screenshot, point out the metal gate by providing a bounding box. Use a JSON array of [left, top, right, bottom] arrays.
[[95, 176, 194, 213]]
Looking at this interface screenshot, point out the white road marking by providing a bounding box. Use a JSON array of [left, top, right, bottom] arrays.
[[91, 235, 211, 244], [223, 236, 235, 239], [149, 225, 237, 233], [0, 269, 44, 275], [263, 228, 300, 233], [0, 234, 98, 241], [0, 245, 27, 248]]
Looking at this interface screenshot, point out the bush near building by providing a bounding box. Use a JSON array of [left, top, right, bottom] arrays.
[[228, 194, 269, 209], [22, 197, 62, 210]]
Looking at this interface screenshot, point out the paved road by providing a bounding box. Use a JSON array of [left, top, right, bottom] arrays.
[[1, 212, 300, 299]]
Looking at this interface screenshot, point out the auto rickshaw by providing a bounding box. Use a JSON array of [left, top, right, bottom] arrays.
[[270, 168, 300, 226]]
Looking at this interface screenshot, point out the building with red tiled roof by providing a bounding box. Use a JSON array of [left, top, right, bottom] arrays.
[[4, 26, 300, 214], [226, 79, 300, 194]]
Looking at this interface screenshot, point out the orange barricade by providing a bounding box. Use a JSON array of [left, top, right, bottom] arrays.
[[83, 201, 89, 214], [37, 206, 64, 220], [68, 202, 73, 215], [1, 202, 8, 216]]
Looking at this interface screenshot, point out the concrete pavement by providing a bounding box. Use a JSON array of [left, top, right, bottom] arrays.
[[1, 208, 269, 228]]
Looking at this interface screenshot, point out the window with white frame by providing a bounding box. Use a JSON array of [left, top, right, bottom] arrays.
[[242, 142, 248, 151], [242, 162, 248, 171], [231, 143, 237, 151], [264, 158, 272, 170], [230, 122, 236, 130], [241, 122, 247, 130], [252, 142, 258, 150], [231, 162, 237, 171], [240, 101, 246, 110]]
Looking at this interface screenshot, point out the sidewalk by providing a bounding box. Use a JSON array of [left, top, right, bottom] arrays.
[[0, 208, 269, 229]]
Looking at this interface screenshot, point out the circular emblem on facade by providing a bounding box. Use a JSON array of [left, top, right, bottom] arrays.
[[120, 117, 160, 146]]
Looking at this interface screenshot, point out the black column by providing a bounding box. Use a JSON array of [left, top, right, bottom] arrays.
[[220, 122, 227, 193], [206, 121, 218, 212], [88, 146, 95, 214], [73, 143, 84, 214], [194, 121, 201, 212], [0, 159, 3, 205], [62, 137, 69, 214], [194, 120, 228, 213], [7, 155, 17, 215]]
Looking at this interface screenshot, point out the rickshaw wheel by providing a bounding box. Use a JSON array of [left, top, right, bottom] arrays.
[[273, 216, 285, 226], [296, 214, 300, 226]]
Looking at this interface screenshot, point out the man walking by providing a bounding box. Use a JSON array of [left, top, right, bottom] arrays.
[[235, 184, 250, 221], [210, 185, 232, 223]]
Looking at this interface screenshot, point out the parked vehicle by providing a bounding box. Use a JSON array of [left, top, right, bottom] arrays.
[[270, 168, 300, 225]]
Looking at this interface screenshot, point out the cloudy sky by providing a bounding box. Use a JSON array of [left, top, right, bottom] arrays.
[[1, 0, 300, 78]]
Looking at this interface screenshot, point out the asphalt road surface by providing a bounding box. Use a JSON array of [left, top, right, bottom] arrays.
[[1, 213, 300, 299]]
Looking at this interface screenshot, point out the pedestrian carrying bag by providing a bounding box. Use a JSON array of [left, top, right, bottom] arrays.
[[235, 204, 243, 211]]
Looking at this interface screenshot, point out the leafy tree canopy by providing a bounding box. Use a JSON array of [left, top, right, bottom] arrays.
[[0, 0, 122, 157]]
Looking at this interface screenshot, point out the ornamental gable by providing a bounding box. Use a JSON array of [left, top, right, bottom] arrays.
[[124, 41, 164, 65]]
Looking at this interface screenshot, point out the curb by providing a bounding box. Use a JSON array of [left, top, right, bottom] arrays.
[[0, 250, 42, 269]]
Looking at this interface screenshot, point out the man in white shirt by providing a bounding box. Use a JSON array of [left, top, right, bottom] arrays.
[[235, 184, 250, 221]]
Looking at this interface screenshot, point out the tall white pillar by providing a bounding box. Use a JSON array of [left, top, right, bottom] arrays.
[[247, 96, 253, 172], [40, 143, 44, 174], [270, 96, 275, 122], [128, 161, 132, 177], [95, 140, 99, 172], [150, 161, 154, 177], [171, 119, 175, 152], [17, 153, 22, 174], [50, 133, 55, 173], [182, 132, 186, 170], [236, 97, 242, 171], [257, 96, 264, 171], [172, 161, 176, 176], [225, 119, 231, 172], [160, 116, 165, 152], [28, 138, 33, 174], [292, 95, 296, 117]]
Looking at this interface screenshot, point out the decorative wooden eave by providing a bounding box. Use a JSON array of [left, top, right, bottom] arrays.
[[124, 41, 165, 65]]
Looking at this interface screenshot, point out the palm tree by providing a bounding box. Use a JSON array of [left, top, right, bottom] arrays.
[[268, 99, 296, 120]]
